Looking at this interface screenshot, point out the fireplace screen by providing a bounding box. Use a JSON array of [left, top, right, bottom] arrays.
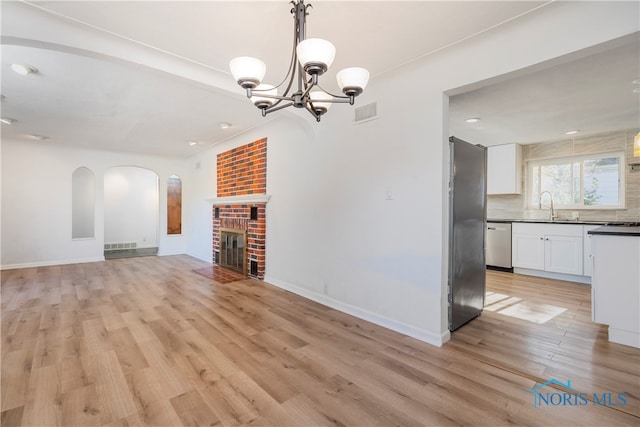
[[220, 228, 247, 275]]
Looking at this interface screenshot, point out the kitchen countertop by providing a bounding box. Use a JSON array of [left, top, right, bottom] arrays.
[[487, 219, 611, 225], [488, 219, 640, 235], [587, 226, 640, 237]]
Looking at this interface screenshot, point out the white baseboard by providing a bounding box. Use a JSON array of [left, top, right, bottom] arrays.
[[513, 268, 591, 285], [1, 256, 105, 271], [264, 275, 448, 347], [185, 252, 212, 263], [608, 327, 640, 349], [157, 249, 186, 257]]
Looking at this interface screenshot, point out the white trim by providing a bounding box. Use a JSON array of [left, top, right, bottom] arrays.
[[264, 275, 449, 347], [186, 252, 213, 263], [157, 249, 186, 257], [205, 194, 271, 205], [608, 327, 640, 349], [513, 267, 591, 285], [1, 256, 105, 270]]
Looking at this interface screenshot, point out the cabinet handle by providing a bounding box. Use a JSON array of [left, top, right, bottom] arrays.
[[539, 237, 543, 240], [545, 238, 549, 241]]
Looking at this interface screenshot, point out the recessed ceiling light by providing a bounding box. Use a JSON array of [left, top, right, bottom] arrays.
[[633, 79, 640, 85], [565, 130, 579, 135], [24, 134, 49, 141], [11, 63, 38, 75], [465, 117, 480, 123], [188, 141, 198, 146], [1, 117, 17, 125], [634, 88, 640, 94], [220, 122, 231, 129]]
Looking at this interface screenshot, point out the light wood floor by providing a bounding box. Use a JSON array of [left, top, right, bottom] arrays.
[[1, 256, 638, 426]]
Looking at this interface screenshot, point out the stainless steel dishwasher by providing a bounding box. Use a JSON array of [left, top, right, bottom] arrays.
[[486, 222, 512, 270]]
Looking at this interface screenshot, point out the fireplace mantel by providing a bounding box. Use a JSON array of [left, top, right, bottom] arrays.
[[206, 194, 271, 205]]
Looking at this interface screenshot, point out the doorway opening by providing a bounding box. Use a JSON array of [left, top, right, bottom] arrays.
[[104, 166, 159, 259]]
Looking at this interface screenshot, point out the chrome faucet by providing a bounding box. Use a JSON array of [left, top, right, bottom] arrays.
[[539, 191, 558, 221]]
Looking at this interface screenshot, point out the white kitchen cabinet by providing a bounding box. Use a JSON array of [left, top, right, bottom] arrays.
[[582, 225, 600, 277], [512, 223, 583, 275], [512, 232, 545, 270], [487, 143, 522, 195], [544, 235, 583, 275], [591, 233, 640, 348]]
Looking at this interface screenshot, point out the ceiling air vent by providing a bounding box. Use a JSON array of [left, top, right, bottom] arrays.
[[354, 101, 378, 124]]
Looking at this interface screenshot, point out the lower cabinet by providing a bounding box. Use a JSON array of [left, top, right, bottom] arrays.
[[512, 223, 584, 276], [583, 225, 600, 277], [591, 234, 640, 348], [544, 235, 583, 275], [512, 233, 544, 270]]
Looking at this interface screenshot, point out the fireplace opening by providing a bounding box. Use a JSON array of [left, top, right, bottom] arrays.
[[220, 228, 247, 275]]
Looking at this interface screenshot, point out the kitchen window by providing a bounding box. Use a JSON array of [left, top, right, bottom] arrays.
[[528, 151, 625, 209]]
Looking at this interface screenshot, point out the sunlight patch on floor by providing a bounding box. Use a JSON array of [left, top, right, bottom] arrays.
[[485, 292, 567, 324]]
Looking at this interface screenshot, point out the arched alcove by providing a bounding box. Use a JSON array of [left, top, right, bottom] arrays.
[[72, 166, 95, 239]]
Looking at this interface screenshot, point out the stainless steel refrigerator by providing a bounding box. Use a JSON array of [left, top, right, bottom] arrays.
[[448, 136, 487, 331]]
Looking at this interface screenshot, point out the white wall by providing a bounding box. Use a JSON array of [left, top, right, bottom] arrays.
[[104, 166, 159, 248], [184, 146, 217, 263], [71, 166, 95, 239], [0, 140, 188, 269]]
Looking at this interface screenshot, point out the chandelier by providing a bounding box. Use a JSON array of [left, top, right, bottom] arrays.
[[229, 0, 369, 122]]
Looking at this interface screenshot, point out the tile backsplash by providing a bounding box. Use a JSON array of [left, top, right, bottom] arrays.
[[488, 129, 640, 222]]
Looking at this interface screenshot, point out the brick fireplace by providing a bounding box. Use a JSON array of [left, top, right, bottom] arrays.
[[211, 138, 268, 279]]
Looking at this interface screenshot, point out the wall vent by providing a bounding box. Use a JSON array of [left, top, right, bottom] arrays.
[[104, 242, 138, 251], [354, 101, 378, 124]]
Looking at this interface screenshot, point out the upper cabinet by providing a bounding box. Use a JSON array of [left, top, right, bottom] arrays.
[[487, 143, 522, 195]]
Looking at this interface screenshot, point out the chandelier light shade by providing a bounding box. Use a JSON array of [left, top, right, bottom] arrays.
[[251, 84, 277, 109], [296, 38, 336, 75], [229, 57, 266, 89], [337, 67, 370, 96], [309, 90, 333, 116], [229, 0, 369, 122]]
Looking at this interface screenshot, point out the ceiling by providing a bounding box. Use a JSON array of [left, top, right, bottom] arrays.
[[1, 1, 638, 157], [449, 34, 640, 146]]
